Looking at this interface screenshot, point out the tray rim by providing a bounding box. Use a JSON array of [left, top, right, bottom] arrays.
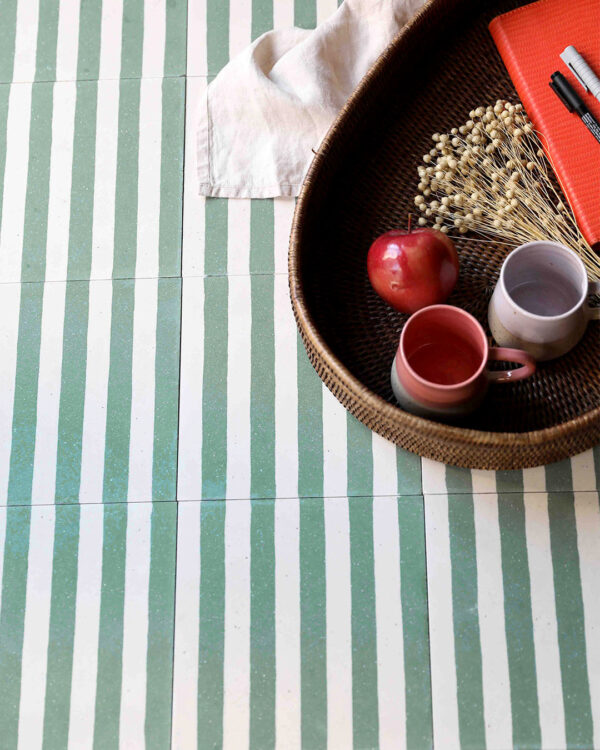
[[288, 0, 600, 463]]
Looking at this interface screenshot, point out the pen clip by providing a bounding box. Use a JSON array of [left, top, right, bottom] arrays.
[[567, 60, 590, 93]]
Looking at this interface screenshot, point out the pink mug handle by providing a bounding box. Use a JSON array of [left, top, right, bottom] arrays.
[[486, 347, 536, 383]]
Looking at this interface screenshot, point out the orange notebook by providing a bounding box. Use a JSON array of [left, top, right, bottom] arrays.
[[489, 0, 600, 249]]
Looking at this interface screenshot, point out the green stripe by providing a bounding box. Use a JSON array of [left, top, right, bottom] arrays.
[[112, 79, 140, 280], [300, 498, 327, 749], [152, 278, 181, 501], [55, 282, 90, 502], [21, 83, 53, 281], [165, 0, 187, 76], [120, 0, 145, 79], [249, 500, 276, 750], [93, 503, 127, 750], [496, 488, 541, 748], [252, 0, 273, 41], [198, 502, 226, 750], [204, 199, 228, 275], [0, 0, 18, 82], [207, 0, 230, 74], [42, 504, 80, 750], [493, 469, 523, 493], [145, 503, 177, 750], [158, 78, 185, 278], [545, 458, 574, 493], [297, 336, 323, 497], [548, 492, 593, 748], [396, 446, 421, 495], [202, 277, 228, 499], [77, 0, 102, 81], [35, 0, 59, 82], [349, 497, 379, 749], [398, 496, 432, 749], [0, 506, 30, 746], [294, 0, 317, 28], [66, 81, 98, 281], [7, 284, 43, 505], [250, 199, 274, 274], [448, 493, 486, 749], [445, 464, 473, 494], [102, 281, 135, 502], [347, 415, 373, 496]]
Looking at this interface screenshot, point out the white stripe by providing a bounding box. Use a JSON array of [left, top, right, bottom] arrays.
[[68, 504, 104, 749], [226, 275, 251, 499], [471, 470, 497, 494], [182, 77, 206, 277], [90, 78, 120, 280], [273, 0, 294, 30], [0, 283, 22, 502], [142, 0, 166, 77], [523, 466, 546, 494], [13, 0, 39, 82], [229, 0, 252, 60], [172, 501, 201, 748], [0, 83, 32, 283], [98, 0, 124, 80], [227, 199, 251, 275], [187, 0, 207, 75], [45, 81, 76, 282], [119, 503, 152, 749], [17, 505, 55, 750], [79, 281, 113, 503], [274, 274, 298, 498], [223, 501, 251, 750], [372, 433, 398, 497], [523, 493, 566, 749], [473, 493, 512, 750], [31, 282, 67, 503], [424, 493, 460, 749], [273, 198, 295, 275], [316, 0, 339, 25], [574, 491, 600, 747], [56, 0, 80, 80], [373, 496, 406, 750], [177, 277, 204, 500], [127, 279, 158, 501], [325, 496, 353, 750], [322, 386, 347, 497], [275, 497, 301, 750], [571, 450, 597, 491], [421, 458, 447, 494]]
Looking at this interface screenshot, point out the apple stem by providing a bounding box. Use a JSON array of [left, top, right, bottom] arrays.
[[407, 213, 413, 234]]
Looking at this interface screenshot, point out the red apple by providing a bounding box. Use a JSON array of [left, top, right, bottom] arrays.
[[367, 224, 459, 313]]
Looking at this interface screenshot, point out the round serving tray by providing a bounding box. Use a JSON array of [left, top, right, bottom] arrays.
[[288, 0, 600, 470]]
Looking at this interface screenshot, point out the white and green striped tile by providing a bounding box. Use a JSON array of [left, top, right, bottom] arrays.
[[0, 0, 187, 83], [425, 490, 600, 749], [0, 75, 184, 283], [172, 494, 431, 749], [0, 501, 176, 748], [0, 277, 180, 504]]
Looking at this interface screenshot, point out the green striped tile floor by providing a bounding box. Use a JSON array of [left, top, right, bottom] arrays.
[[0, 0, 599, 747]]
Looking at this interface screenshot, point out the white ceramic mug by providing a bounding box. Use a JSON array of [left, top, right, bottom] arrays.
[[488, 241, 600, 361]]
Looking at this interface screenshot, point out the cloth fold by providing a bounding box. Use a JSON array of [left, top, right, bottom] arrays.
[[197, 0, 427, 198]]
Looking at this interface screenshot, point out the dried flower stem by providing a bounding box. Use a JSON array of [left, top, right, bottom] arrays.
[[414, 101, 600, 279]]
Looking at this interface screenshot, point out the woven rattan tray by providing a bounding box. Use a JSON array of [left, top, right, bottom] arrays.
[[289, 0, 600, 470]]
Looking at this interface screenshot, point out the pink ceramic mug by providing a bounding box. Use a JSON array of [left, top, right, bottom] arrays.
[[391, 305, 536, 419]]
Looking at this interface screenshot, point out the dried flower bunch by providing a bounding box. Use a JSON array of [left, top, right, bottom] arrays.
[[414, 100, 600, 278]]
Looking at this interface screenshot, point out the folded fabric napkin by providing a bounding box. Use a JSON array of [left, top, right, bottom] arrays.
[[197, 0, 427, 198]]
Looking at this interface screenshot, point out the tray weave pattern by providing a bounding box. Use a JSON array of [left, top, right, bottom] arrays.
[[289, 0, 600, 469]]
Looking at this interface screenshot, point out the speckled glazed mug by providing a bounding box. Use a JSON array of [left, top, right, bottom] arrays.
[[391, 305, 535, 420], [489, 241, 600, 361]]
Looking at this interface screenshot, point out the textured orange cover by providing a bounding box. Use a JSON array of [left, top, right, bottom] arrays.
[[490, 0, 600, 248]]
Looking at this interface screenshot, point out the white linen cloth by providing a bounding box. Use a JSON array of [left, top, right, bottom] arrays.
[[197, 0, 427, 198]]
